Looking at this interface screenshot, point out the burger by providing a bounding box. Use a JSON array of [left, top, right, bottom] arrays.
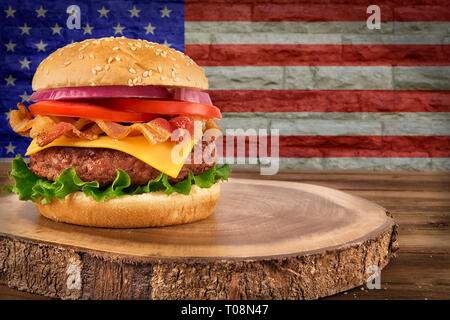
[[3, 37, 230, 228]]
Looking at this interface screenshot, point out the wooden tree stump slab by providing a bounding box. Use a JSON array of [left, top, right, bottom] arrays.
[[0, 178, 398, 300]]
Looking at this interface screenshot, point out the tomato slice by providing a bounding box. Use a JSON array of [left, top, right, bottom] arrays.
[[29, 100, 157, 122], [94, 98, 222, 120]]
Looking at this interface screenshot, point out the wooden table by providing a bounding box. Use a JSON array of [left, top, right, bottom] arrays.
[[1, 165, 449, 300]]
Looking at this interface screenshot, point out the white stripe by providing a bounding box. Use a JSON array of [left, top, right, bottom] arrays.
[[216, 157, 449, 171], [0, 157, 29, 163], [204, 66, 450, 90], [219, 112, 450, 136], [1, 157, 446, 171], [185, 21, 449, 45]]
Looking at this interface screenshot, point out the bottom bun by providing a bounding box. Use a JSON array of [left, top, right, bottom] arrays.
[[35, 183, 221, 228]]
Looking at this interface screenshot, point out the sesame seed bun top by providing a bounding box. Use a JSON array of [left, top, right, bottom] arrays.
[[32, 37, 208, 91]]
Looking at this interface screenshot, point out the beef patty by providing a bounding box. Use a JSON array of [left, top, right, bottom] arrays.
[[29, 140, 216, 187]]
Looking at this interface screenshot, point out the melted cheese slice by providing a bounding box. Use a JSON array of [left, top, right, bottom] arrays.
[[25, 136, 195, 178]]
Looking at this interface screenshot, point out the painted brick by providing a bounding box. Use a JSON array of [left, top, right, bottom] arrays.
[[342, 44, 447, 65], [271, 119, 382, 136], [311, 66, 393, 90], [342, 34, 444, 45], [393, 67, 450, 90], [284, 67, 315, 90], [204, 67, 284, 90]]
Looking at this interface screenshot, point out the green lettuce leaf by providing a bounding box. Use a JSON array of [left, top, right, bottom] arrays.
[[2, 155, 231, 205]]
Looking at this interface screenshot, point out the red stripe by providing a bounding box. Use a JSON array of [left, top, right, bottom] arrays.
[[186, 1, 450, 5], [186, 44, 449, 66], [218, 136, 450, 158], [209, 90, 450, 113], [185, 2, 450, 22]]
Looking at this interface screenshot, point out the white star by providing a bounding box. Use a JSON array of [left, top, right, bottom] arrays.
[[36, 5, 47, 18], [83, 23, 94, 35], [5, 40, 16, 52], [4, 142, 16, 155], [4, 5, 15, 18], [19, 57, 31, 69], [4, 109, 12, 120], [144, 23, 156, 35], [162, 40, 171, 47], [129, 5, 141, 18], [19, 91, 31, 102], [51, 23, 62, 35], [4, 74, 16, 86], [20, 23, 32, 35], [113, 23, 125, 35], [98, 6, 109, 18], [160, 6, 171, 18], [35, 40, 48, 52]]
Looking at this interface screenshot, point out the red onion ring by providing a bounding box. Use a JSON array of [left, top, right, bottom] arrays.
[[29, 86, 214, 106], [173, 87, 213, 106], [29, 86, 170, 102]]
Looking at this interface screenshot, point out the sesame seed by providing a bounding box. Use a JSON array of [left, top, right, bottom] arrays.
[[78, 54, 84, 59], [187, 75, 192, 81], [148, 70, 152, 76], [133, 78, 138, 84], [107, 57, 113, 63], [155, 51, 160, 56], [170, 57, 177, 61], [90, 82, 95, 86], [161, 76, 167, 80], [57, 52, 62, 56], [131, 47, 136, 51], [143, 71, 149, 77], [128, 79, 133, 86], [171, 71, 176, 77], [144, 45, 150, 48], [95, 66, 102, 71], [92, 68, 97, 75], [157, 66, 162, 73], [112, 47, 119, 51], [119, 41, 125, 45], [105, 65, 110, 71], [174, 77, 180, 82], [89, 54, 94, 59], [63, 61, 71, 66], [129, 67, 136, 74], [115, 57, 120, 61], [135, 42, 141, 48]]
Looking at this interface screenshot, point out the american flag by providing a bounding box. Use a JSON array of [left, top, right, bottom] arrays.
[[187, 0, 450, 171], [0, 0, 184, 159], [1, 0, 449, 171]]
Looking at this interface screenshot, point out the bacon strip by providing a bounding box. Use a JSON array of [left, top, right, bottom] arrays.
[[37, 122, 99, 146], [8, 103, 190, 147], [9, 103, 33, 135]]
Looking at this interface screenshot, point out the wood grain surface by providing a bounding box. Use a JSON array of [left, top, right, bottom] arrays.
[[1, 164, 448, 300]]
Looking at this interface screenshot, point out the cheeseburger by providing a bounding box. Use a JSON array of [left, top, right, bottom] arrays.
[[3, 36, 229, 228]]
